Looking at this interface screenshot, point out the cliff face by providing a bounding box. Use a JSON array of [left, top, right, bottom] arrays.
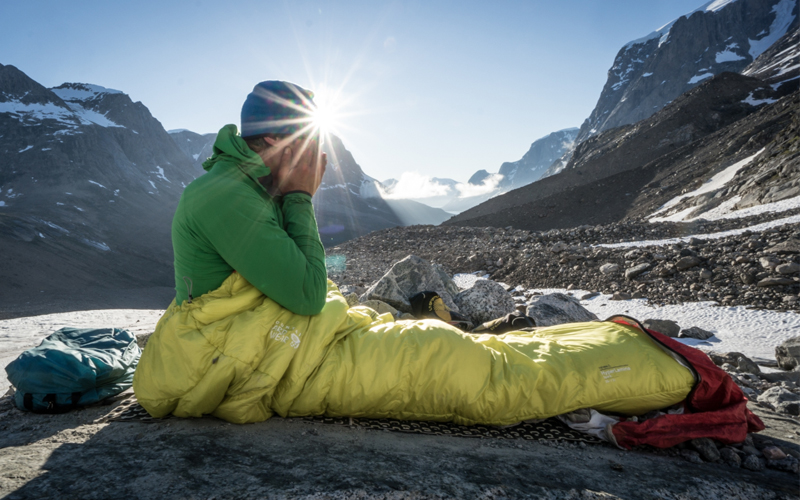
[[576, 0, 798, 144]]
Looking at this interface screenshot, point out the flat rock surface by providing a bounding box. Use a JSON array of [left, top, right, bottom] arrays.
[[0, 396, 798, 500]]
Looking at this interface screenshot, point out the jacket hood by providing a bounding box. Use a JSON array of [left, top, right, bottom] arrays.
[[202, 124, 271, 179]]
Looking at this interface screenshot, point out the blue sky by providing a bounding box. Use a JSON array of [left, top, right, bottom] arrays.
[[2, 0, 705, 183]]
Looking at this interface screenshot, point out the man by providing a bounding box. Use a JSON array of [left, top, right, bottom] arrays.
[[171, 81, 328, 315], [133, 81, 701, 440]]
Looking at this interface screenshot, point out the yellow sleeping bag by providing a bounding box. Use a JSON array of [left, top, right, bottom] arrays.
[[133, 273, 695, 425]]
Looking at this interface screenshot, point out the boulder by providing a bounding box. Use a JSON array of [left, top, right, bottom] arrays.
[[611, 292, 631, 300], [679, 326, 714, 340], [756, 277, 794, 287], [690, 438, 720, 462], [525, 293, 598, 327], [643, 319, 680, 338], [775, 337, 800, 371], [453, 279, 515, 325], [599, 263, 619, 274], [768, 239, 800, 254], [625, 263, 650, 280], [776, 262, 800, 275], [360, 255, 459, 313], [676, 256, 701, 270], [757, 386, 800, 416]]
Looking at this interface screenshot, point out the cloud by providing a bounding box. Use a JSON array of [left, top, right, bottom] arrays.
[[455, 173, 504, 198], [379, 172, 452, 199]]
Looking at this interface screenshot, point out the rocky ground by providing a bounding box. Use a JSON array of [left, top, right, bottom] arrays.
[[327, 209, 800, 312], [0, 388, 798, 500]]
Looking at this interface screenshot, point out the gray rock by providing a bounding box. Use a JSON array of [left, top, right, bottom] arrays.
[[550, 241, 567, 253], [742, 455, 765, 471], [776, 336, 800, 370], [345, 293, 360, 307], [699, 269, 713, 280], [135, 333, 152, 350], [680, 449, 703, 464], [643, 319, 680, 337], [525, 293, 599, 327], [776, 262, 800, 275], [757, 386, 800, 415], [360, 255, 459, 313], [453, 279, 515, 325], [756, 277, 794, 287], [611, 292, 631, 301], [600, 263, 619, 274], [720, 447, 741, 467], [625, 263, 650, 280], [768, 238, 800, 254], [580, 291, 600, 300], [676, 256, 702, 270], [691, 438, 720, 462], [759, 257, 780, 270], [679, 326, 714, 340]]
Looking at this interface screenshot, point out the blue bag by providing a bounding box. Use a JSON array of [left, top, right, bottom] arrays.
[[5, 327, 141, 413]]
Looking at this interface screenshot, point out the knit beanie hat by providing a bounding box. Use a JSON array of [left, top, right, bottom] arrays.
[[240, 81, 316, 138]]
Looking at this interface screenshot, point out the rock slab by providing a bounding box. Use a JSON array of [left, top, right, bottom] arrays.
[[525, 293, 599, 327], [453, 279, 514, 325], [360, 255, 459, 313]]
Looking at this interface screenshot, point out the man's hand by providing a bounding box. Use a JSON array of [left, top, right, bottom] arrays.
[[274, 140, 327, 197]]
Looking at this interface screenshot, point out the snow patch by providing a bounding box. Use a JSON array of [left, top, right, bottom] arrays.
[[18, 145, 33, 153], [688, 73, 714, 84], [696, 195, 800, 221], [542, 288, 799, 361], [747, 0, 796, 59], [743, 92, 777, 106], [0, 201, 5, 207], [88, 180, 107, 189], [154, 166, 170, 182], [642, 72, 653, 77], [715, 49, 745, 63], [606, 212, 800, 249], [148, 180, 157, 190], [51, 84, 122, 101], [650, 149, 762, 219]]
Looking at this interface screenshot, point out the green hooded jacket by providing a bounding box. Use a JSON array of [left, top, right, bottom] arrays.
[[171, 124, 327, 315]]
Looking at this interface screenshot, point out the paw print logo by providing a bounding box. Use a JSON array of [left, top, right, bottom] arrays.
[[290, 333, 301, 349]]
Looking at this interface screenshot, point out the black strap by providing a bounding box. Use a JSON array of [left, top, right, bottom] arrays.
[[21, 392, 83, 414]]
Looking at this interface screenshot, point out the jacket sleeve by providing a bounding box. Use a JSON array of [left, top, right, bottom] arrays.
[[202, 191, 327, 315]]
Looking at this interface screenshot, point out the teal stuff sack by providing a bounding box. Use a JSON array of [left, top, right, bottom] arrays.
[[5, 327, 141, 413]]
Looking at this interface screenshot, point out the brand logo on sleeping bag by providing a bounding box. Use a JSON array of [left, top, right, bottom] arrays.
[[269, 320, 302, 349], [599, 364, 631, 384]]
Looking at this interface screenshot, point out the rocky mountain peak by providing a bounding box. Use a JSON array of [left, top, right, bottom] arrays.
[[0, 63, 61, 105], [576, 0, 798, 144]]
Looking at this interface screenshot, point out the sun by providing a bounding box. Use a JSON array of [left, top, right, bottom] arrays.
[[311, 86, 342, 138]]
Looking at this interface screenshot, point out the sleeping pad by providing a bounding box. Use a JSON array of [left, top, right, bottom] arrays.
[[133, 273, 696, 425]]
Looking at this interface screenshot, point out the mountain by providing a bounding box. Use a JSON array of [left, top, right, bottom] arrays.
[[445, 69, 797, 231], [576, 0, 798, 144], [168, 129, 214, 175], [313, 135, 450, 245], [425, 127, 580, 214], [0, 64, 200, 315], [496, 128, 579, 188]]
